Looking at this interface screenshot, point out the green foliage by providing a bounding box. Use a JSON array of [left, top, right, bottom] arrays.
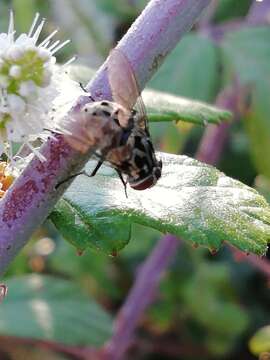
[[149, 34, 220, 102], [213, 0, 252, 22], [51, 153, 270, 255], [0, 275, 113, 346], [182, 263, 249, 355], [49, 240, 122, 300], [12, 0, 37, 32], [222, 27, 270, 181], [222, 27, 270, 85], [94, 0, 136, 19], [147, 246, 253, 357]]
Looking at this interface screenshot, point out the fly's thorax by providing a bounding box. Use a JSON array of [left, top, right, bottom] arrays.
[[82, 101, 116, 118], [63, 101, 124, 154], [82, 100, 133, 129]]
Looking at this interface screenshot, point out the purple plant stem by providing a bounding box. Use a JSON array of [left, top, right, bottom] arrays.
[[102, 235, 180, 360], [198, 0, 218, 29], [195, 86, 239, 164], [196, 0, 270, 163], [247, 0, 270, 25], [0, 0, 211, 275]]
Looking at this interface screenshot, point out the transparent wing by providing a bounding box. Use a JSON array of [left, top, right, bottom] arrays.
[[135, 95, 148, 131], [107, 48, 148, 130]]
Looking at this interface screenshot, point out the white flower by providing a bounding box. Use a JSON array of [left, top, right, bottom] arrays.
[[0, 11, 82, 163]]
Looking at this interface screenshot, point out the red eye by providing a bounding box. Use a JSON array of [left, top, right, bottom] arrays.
[[130, 176, 155, 190]]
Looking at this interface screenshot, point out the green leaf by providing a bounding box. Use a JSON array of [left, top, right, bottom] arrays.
[[48, 241, 122, 300], [222, 27, 270, 178], [144, 89, 231, 125], [51, 153, 270, 255], [94, 0, 136, 19], [149, 34, 220, 102], [249, 325, 270, 355], [0, 275, 112, 346], [183, 264, 249, 335], [183, 263, 249, 355], [213, 0, 252, 23], [221, 27, 270, 85]]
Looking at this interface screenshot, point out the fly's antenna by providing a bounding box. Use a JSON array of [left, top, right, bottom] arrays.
[[79, 82, 95, 102]]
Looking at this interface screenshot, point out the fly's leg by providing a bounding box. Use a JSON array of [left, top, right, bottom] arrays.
[[56, 160, 104, 189], [87, 152, 128, 197], [55, 170, 87, 189], [56, 160, 128, 198], [79, 82, 88, 92], [116, 170, 128, 198], [88, 160, 103, 177], [79, 82, 95, 102]]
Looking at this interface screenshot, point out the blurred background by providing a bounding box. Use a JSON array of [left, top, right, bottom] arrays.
[[0, 0, 270, 359]]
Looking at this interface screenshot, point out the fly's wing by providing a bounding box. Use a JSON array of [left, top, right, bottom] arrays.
[[107, 49, 148, 130]]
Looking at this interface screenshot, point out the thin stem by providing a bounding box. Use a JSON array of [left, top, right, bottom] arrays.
[[196, 84, 241, 164], [102, 235, 180, 360], [198, 0, 218, 29], [247, 0, 270, 24], [196, 74, 258, 166]]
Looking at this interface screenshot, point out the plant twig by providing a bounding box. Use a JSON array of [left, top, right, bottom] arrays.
[[198, 0, 218, 29], [196, 85, 239, 164], [102, 235, 180, 360], [0, 0, 211, 275], [247, 0, 270, 25]]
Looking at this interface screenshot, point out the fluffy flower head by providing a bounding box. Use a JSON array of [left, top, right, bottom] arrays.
[[0, 11, 78, 162]]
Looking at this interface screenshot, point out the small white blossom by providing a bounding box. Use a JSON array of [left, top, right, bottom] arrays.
[[0, 11, 82, 164]]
